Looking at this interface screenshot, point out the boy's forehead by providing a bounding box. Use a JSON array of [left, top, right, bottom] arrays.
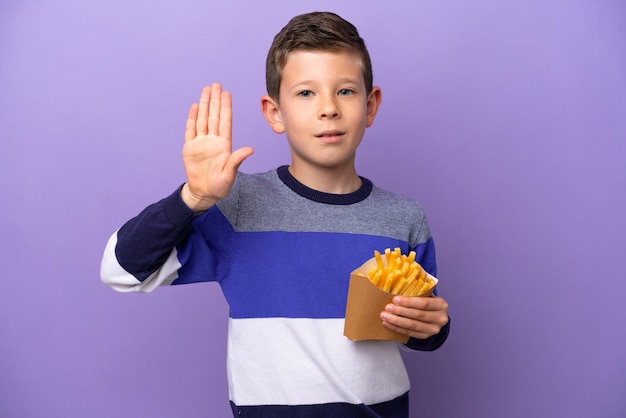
[[284, 48, 361, 62], [282, 49, 363, 73], [281, 50, 364, 85]]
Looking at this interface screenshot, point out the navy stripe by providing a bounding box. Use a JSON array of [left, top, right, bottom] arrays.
[[230, 392, 409, 418], [115, 186, 197, 281]]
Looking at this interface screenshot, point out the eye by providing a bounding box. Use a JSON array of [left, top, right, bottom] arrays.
[[338, 89, 354, 96], [297, 90, 313, 98]]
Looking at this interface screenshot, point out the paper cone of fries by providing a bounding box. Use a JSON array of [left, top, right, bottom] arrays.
[[343, 249, 438, 343]]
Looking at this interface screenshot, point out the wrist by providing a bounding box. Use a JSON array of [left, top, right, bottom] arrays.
[[180, 183, 218, 212]]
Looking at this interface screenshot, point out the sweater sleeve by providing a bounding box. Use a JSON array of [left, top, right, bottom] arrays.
[[100, 186, 199, 292], [403, 221, 450, 351], [404, 318, 450, 351]]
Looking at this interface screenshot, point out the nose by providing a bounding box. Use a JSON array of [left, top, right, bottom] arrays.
[[318, 94, 340, 119]]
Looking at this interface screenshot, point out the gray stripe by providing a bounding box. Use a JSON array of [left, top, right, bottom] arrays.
[[217, 170, 431, 247]]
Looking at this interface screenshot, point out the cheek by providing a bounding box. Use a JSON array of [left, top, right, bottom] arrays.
[[282, 110, 309, 131], [347, 106, 369, 128]]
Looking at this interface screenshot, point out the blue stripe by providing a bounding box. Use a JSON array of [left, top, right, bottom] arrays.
[[173, 208, 236, 285], [223, 230, 406, 319], [173, 208, 436, 319]]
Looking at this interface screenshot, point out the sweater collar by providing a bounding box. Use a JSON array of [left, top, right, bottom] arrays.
[[277, 165, 372, 205]]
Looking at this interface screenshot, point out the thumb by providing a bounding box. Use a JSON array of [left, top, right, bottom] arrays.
[[225, 147, 254, 175]]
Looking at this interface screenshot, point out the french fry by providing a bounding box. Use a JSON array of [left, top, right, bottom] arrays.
[[390, 277, 408, 294], [363, 247, 436, 296], [382, 271, 395, 292], [403, 279, 419, 296], [374, 250, 385, 270], [400, 261, 409, 277], [370, 270, 382, 287], [406, 267, 418, 283]]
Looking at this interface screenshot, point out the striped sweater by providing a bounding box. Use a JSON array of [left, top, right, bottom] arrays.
[[100, 166, 449, 417]]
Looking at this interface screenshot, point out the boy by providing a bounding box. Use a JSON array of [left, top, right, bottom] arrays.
[[101, 11, 449, 418]]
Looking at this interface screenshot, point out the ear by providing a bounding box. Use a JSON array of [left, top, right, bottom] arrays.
[[365, 86, 382, 127], [260, 95, 285, 134]]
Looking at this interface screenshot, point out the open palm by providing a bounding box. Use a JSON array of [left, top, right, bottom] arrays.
[[181, 83, 254, 211]]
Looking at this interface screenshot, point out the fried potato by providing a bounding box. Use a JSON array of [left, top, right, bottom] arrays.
[[365, 247, 436, 296]]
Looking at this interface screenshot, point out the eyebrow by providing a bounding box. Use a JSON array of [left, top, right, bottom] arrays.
[[288, 78, 362, 90]]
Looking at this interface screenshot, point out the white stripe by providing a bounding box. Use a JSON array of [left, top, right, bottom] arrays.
[[100, 231, 180, 292], [227, 318, 410, 406]]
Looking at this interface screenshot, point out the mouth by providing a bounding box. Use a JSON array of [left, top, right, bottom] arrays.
[[315, 130, 345, 139]]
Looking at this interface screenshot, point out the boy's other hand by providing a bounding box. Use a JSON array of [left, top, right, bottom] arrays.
[[181, 83, 254, 212], [380, 295, 449, 340]]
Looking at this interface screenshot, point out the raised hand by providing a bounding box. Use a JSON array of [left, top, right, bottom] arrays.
[[181, 83, 254, 212]]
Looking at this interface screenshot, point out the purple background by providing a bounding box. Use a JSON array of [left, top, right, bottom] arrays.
[[1, 1, 625, 417]]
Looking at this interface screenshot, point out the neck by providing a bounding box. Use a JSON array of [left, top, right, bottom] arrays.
[[288, 164, 361, 194]]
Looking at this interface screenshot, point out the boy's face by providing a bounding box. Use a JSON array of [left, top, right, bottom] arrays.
[[262, 50, 381, 175]]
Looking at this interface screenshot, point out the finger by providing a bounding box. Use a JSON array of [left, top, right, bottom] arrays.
[[196, 86, 211, 136], [185, 103, 199, 143], [383, 304, 431, 323], [383, 297, 448, 332], [380, 315, 437, 340], [219, 90, 233, 145], [225, 146, 255, 174], [392, 295, 445, 311], [208, 82, 222, 136]]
